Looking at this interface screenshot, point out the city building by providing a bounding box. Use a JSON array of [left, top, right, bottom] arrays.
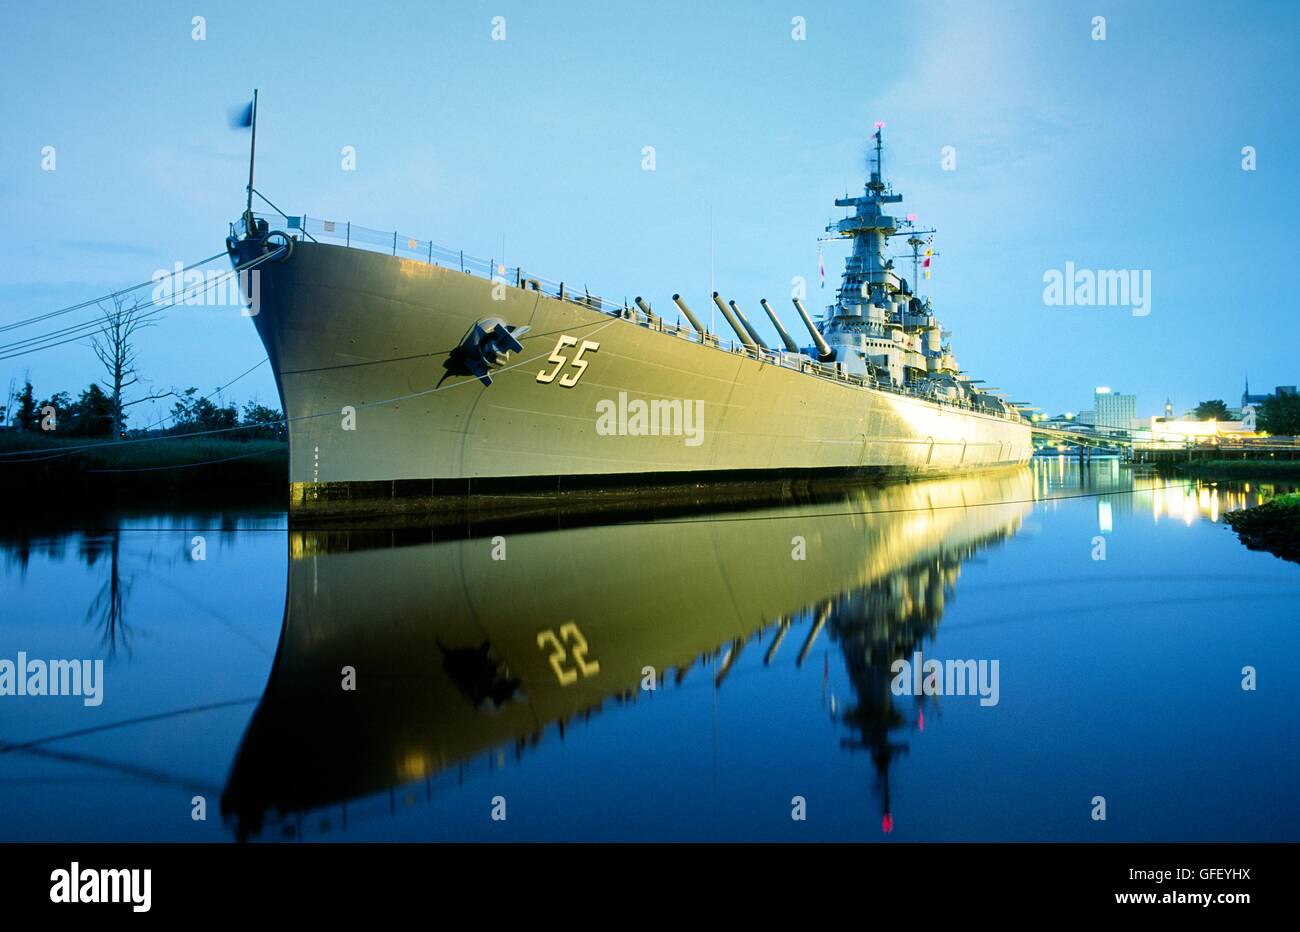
[[1241, 377, 1297, 413], [1094, 387, 1136, 432], [1145, 416, 1261, 445]]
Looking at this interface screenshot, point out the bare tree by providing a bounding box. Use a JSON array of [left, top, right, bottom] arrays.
[[90, 294, 171, 437]]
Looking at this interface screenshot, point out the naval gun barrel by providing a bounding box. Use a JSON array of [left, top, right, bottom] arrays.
[[670, 294, 707, 336], [760, 299, 800, 353], [728, 301, 769, 350], [796, 602, 831, 668], [791, 298, 834, 362], [633, 296, 658, 323], [712, 292, 756, 349]]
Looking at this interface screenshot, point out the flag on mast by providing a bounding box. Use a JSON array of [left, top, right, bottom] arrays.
[[229, 99, 254, 129], [818, 248, 825, 288]]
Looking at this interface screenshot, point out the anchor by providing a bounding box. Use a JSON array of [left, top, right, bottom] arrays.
[[437, 639, 523, 711], [441, 317, 530, 387]]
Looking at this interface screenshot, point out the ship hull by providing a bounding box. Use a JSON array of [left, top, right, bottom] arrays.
[[234, 240, 1032, 515]]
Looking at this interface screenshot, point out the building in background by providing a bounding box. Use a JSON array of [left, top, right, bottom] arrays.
[[1044, 412, 1079, 430], [1241, 377, 1296, 413], [1144, 416, 1260, 445], [1094, 387, 1136, 432]]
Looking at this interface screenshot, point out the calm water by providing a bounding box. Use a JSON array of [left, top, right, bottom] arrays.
[[2, 460, 1297, 842]]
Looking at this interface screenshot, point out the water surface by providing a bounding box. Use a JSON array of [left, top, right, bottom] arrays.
[[2, 461, 1297, 841]]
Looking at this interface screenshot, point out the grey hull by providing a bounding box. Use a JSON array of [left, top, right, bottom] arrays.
[[235, 240, 1032, 514]]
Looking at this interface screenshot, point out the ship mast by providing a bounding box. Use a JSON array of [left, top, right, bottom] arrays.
[[871, 125, 885, 193], [903, 232, 936, 299], [828, 124, 903, 311], [812, 125, 968, 391], [242, 88, 259, 233]]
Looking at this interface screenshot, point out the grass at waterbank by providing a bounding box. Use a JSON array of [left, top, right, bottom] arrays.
[[0, 429, 286, 506], [1161, 458, 1300, 479]]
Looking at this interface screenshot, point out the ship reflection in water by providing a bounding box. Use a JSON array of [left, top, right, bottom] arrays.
[[223, 471, 1033, 840], [3, 462, 1298, 842]]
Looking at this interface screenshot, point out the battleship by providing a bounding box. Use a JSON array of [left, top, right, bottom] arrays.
[[220, 471, 1033, 840], [227, 125, 1031, 517]]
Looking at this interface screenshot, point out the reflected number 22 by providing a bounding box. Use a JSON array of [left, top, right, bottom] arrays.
[[536, 622, 600, 686]]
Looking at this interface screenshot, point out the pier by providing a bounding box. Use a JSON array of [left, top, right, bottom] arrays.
[[1031, 425, 1300, 465]]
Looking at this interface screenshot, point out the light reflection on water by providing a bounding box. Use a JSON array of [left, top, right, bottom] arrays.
[[1, 461, 1297, 842]]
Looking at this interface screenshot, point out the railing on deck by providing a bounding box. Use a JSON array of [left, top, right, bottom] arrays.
[[231, 211, 1026, 425]]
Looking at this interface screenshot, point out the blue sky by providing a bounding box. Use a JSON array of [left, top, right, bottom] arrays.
[[1, 0, 1296, 421]]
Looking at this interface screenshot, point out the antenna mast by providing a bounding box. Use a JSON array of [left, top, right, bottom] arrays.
[[874, 128, 884, 185]]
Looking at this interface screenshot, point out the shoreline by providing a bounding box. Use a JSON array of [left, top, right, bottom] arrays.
[[6, 437, 1300, 516], [0, 433, 287, 509], [1223, 492, 1300, 565], [1153, 459, 1300, 480]]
